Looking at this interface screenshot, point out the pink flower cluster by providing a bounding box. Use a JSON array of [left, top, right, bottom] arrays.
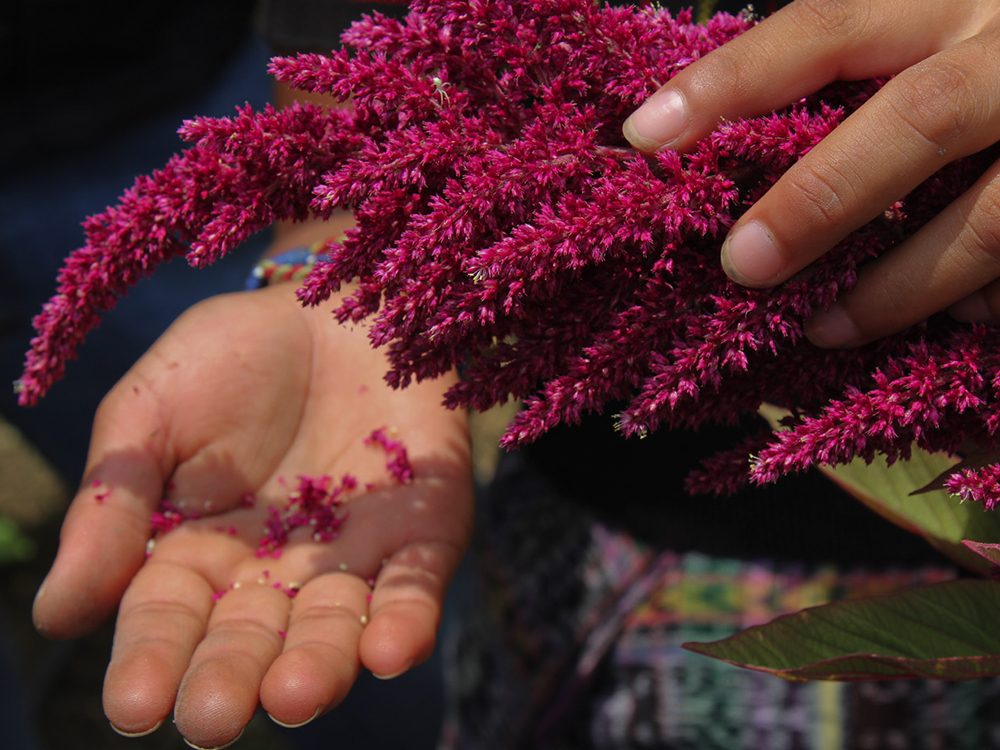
[[150, 499, 189, 533], [257, 474, 354, 558], [17, 0, 1000, 503], [365, 426, 414, 484]]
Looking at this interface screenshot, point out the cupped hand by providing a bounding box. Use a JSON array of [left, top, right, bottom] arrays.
[[31, 283, 473, 748], [624, 0, 1000, 347]]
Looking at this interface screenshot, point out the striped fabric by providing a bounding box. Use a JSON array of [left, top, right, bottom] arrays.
[[444, 451, 1000, 749]]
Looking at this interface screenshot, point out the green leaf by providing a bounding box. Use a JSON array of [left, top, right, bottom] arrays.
[[757, 404, 1000, 576], [683, 579, 1000, 681], [962, 540, 1000, 568], [0, 516, 35, 565]]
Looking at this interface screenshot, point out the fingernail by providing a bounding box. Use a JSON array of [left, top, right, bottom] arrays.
[[33, 576, 48, 607], [32, 577, 49, 632], [948, 290, 991, 322], [805, 302, 861, 348], [182, 727, 244, 750], [269, 708, 321, 729], [110, 719, 164, 738], [623, 89, 689, 151], [721, 221, 784, 287], [372, 661, 412, 680]]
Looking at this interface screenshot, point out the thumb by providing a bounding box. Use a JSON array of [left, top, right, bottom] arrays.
[[33, 379, 171, 639]]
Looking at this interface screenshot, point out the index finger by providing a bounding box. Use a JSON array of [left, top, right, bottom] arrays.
[[622, 0, 978, 153]]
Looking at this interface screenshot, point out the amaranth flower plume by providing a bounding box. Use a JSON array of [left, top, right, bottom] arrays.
[[18, 0, 1000, 504]]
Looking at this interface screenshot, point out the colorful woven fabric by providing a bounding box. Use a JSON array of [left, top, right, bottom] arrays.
[[444, 451, 1000, 749]]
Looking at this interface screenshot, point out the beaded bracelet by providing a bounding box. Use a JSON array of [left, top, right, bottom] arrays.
[[245, 239, 330, 291]]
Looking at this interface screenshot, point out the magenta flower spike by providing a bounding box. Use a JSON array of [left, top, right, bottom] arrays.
[[19, 0, 1000, 503]]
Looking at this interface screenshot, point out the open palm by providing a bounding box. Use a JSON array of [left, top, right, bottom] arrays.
[[31, 283, 473, 748]]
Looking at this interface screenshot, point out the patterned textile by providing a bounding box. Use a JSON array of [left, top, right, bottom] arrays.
[[443, 452, 1000, 750]]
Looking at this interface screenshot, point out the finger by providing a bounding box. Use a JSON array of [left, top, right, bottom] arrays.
[[103, 561, 214, 736], [720, 29, 1000, 288], [360, 540, 464, 679], [623, 0, 980, 152], [173, 583, 290, 749], [33, 382, 169, 638], [949, 276, 1000, 323], [259, 572, 369, 727], [805, 157, 1000, 347]]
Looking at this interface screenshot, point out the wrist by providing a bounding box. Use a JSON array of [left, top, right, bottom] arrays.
[[250, 211, 354, 289], [246, 241, 332, 291], [270, 209, 354, 257]]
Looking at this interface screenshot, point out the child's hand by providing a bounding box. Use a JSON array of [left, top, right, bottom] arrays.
[[32, 284, 473, 748], [624, 0, 1000, 346]]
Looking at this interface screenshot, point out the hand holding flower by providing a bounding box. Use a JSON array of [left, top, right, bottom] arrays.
[[624, 0, 1000, 346]]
